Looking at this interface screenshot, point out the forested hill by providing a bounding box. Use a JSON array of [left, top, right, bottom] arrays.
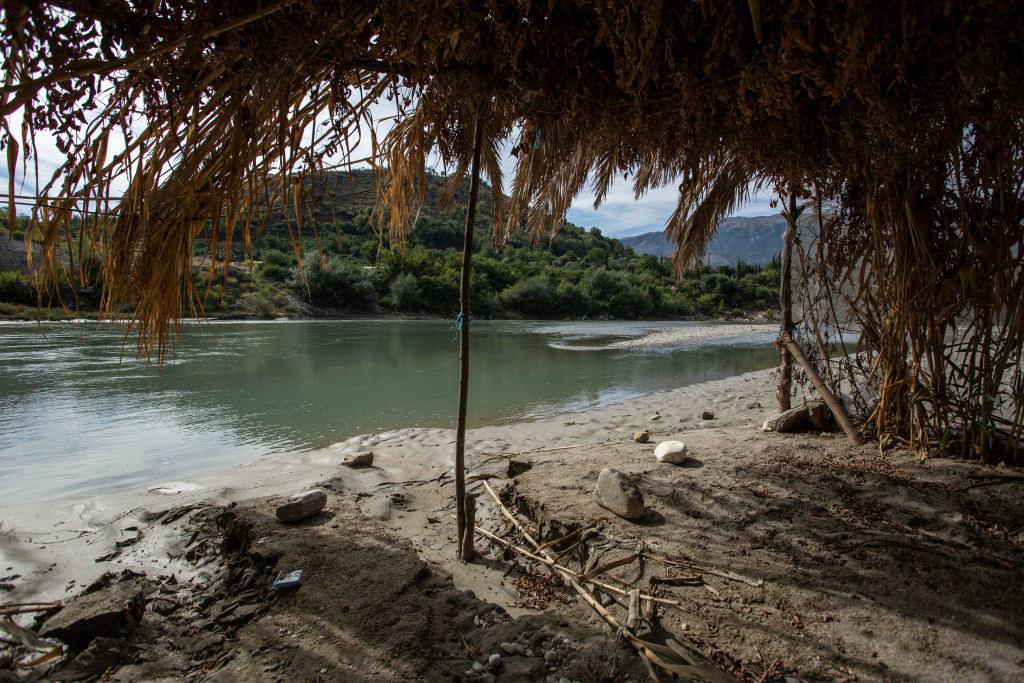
[[0, 170, 782, 320]]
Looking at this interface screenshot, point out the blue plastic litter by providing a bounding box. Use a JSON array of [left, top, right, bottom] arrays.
[[272, 569, 303, 590]]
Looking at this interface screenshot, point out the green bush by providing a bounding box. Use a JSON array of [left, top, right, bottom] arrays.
[[500, 276, 560, 317], [299, 255, 381, 310], [0, 270, 36, 306], [390, 273, 422, 311]]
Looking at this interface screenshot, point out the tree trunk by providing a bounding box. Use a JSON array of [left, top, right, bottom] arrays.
[[777, 192, 796, 413], [455, 120, 484, 562]]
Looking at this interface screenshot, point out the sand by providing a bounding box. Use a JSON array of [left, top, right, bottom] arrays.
[[3, 351, 1024, 680], [605, 323, 777, 349]]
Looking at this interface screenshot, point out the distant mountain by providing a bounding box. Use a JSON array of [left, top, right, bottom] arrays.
[[620, 214, 787, 265]]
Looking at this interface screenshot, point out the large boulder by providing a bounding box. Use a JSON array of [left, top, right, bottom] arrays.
[[594, 468, 645, 519], [807, 400, 839, 431], [762, 399, 839, 433], [653, 440, 687, 464], [275, 489, 327, 522]]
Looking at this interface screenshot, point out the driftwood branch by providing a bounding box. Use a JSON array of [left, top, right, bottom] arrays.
[[479, 482, 737, 682], [779, 331, 865, 446]]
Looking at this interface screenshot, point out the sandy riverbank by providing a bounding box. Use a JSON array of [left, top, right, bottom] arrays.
[[2, 367, 1024, 681]]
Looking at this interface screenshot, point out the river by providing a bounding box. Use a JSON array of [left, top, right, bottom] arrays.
[[0, 319, 777, 503]]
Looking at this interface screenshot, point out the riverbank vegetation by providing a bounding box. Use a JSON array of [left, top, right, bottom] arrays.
[[0, 173, 781, 320]]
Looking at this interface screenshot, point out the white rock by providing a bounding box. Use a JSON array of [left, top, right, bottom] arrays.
[[653, 440, 687, 464]]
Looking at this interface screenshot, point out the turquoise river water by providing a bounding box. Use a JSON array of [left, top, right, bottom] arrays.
[[0, 320, 777, 504]]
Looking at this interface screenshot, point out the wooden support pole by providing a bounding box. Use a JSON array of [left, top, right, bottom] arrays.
[[777, 192, 796, 413], [454, 119, 484, 563], [780, 331, 865, 446]]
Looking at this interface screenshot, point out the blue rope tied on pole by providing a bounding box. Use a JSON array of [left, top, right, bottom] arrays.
[[533, 128, 542, 150], [449, 312, 470, 341]]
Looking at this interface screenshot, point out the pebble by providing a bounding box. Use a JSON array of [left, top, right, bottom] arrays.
[[559, 678, 572, 683], [701, 409, 715, 420], [481, 675, 497, 683], [500, 641, 524, 655], [747, 401, 761, 409], [633, 430, 650, 443], [544, 650, 559, 663], [472, 661, 484, 673], [487, 653, 501, 672], [526, 649, 534, 657]]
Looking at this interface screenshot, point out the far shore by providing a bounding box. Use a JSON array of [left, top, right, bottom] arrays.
[[0, 301, 779, 325]]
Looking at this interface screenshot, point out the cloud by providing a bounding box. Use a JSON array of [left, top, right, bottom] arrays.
[[566, 175, 777, 239]]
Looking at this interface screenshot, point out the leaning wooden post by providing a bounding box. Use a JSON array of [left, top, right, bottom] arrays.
[[776, 192, 797, 412], [455, 119, 484, 562], [780, 330, 865, 446]]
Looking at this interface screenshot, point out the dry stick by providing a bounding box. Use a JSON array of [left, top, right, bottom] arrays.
[[777, 192, 797, 413], [642, 553, 764, 588], [780, 331, 866, 446], [454, 119, 484, 563], [471, 524, 684, 607], [479, 483, 733, 682], [461, 493, 476, 561], [626, 589, 642, 632]]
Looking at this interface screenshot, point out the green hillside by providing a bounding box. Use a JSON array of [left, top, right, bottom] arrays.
[[1, 171, 782, 320]]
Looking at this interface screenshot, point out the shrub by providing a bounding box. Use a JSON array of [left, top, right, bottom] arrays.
[[0, 270, 35, 306], [390, 273, 422, 310], [500, 276, 560, 317], [300, 256, 381, 310]]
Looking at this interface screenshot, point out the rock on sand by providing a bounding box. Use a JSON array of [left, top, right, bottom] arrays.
[[762, 399, 837, 433], [275, 489, 327, 522], [594, 467, 645, 519], [341, 451, 374, 467], [633, 431, 650, 443], [653, 440, 687, 464]]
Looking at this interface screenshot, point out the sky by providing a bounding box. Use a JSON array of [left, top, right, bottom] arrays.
[[2, 105, 777, 241]]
